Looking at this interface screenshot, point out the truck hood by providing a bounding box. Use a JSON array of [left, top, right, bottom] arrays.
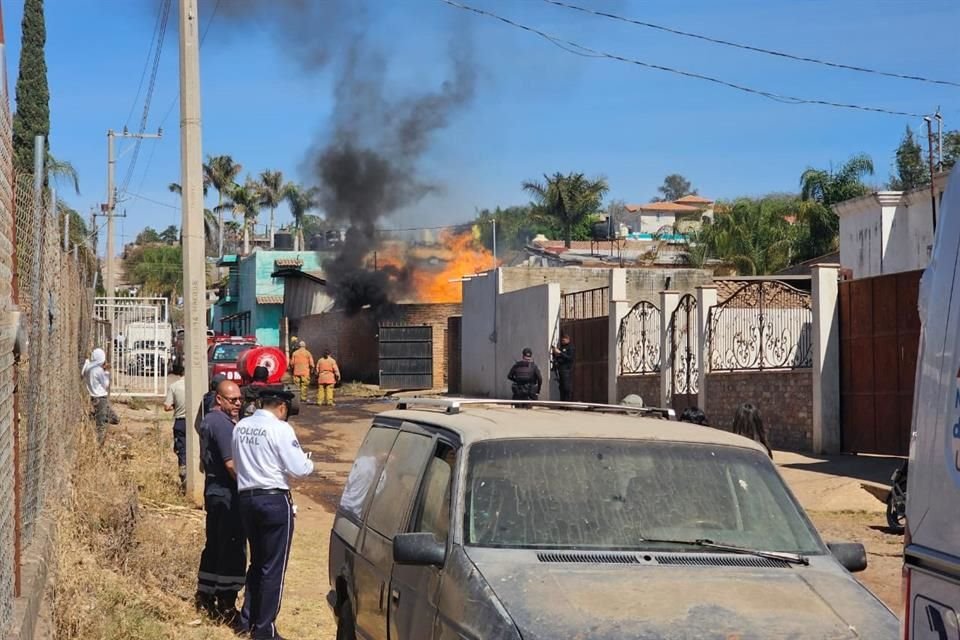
[[467, 551, 898, 639]]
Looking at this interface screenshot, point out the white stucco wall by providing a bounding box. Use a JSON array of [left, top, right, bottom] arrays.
[[460, 268, 561, 399]]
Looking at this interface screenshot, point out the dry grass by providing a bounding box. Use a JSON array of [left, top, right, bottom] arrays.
[[51, 405, 237, 640], [338, 381, 383, 398]]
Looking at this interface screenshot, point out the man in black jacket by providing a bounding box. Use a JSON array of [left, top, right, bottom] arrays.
[[551, 333, 575, 401], [507, 348, 543, 401]]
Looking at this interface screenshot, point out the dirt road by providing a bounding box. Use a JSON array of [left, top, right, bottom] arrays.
[[279, 399, 903, 637]]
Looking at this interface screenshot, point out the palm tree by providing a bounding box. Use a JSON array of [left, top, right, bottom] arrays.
[[168, 182, 218, 256], [522, 172, 609, 248], [47, 153, 80, 195], [283, 182, 319, 251], [216, 178, 262, 255], [798, 154, 874, 261], [258, 170, 284, 249], [700, 199, 797, 275], [203, 155, 243, 257]]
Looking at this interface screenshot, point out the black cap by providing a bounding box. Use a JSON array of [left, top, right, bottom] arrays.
[[257, 387, 296, 403], [522, 347, 533, 357], [252, 365, 269, 382]]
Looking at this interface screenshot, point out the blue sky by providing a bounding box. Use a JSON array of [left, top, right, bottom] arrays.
[[3, 0, 958, 254]]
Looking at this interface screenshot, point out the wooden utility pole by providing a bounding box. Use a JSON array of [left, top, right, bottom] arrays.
[[925, 116, 938, 232], [179, 0, 207, 505]]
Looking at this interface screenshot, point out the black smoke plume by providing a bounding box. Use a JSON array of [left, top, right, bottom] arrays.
[[196, 0, 475, 314]]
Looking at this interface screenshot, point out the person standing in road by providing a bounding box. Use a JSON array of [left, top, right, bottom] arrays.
[[507, 348, 542, 401], [551, 333, 576, 402], [232, 388, 314, 640], [163, 363, 188, 491], [195, 380, 247, 624], [82, 347, 119, 445], [289, 341, 314, 403], [316, 348, 341, 407]]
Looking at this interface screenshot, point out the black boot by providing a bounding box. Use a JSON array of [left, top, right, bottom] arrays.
[[215, 593, 241, 625], [194, 591, 216, 616]]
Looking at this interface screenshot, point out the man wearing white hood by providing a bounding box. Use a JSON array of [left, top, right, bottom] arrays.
[[82, 347, 119, 444]]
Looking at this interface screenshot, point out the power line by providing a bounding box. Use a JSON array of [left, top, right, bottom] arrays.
[[123, 191, 179, 210], [542, 0, 960, 89], [124, 3, 166, 130], [439, 0, 927, 118], [120, 0, 173, 195]]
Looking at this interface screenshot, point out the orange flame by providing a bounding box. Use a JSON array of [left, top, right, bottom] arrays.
[[369, 230, 498, 304]]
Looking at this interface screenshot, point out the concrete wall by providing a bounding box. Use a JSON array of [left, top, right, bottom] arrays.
[[461, 272, 500, 396], [493, 284, 560, 400], [705, 370, 813, 451], [500, 266, 711, 303]]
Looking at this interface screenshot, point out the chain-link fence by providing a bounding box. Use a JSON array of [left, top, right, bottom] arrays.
[[0, 133, 95, 634]]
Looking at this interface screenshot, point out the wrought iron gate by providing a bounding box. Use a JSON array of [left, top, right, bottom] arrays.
[[618, 300, 661, 375], [668, 294, 698, 411], [93, 297, 170, 396], [379, 324, 433, 390]]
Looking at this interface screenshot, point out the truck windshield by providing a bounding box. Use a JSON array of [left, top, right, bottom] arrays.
[[211, 343, 253, 362], [465, 439, 824, 555]]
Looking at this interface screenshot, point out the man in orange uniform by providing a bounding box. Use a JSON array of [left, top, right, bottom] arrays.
[[316, 348, 341, 407], [289, 341, 314, 403]]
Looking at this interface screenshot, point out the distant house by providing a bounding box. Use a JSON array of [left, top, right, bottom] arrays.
[[624, 195, 714, 234], [212, 249, 330, 346], [833, 172, 948, 280]]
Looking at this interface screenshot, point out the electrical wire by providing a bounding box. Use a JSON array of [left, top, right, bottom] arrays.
[[123, 3, 166, 130], [541, 0, 960, 89], [158, 0, 222, 129], [439, 0, 927, 118], [120, 0, 173, 195]]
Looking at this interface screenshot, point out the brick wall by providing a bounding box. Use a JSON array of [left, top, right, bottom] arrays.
[[617, 374, 660, 406], [705, 370, 813, 451], [294, 302, 462, 388]]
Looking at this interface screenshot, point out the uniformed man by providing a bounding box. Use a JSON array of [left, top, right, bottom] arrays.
[[194, 380, 247, 624], [232, 388, 314, 639], [240, 366, 272, 419], [551, 333, 576, 401], [289, 341, 314, 403], [163, 363, 188, 491], [315, 348, 341, 407], [507, 347, 542, 401], [194, 372, 228, 438]]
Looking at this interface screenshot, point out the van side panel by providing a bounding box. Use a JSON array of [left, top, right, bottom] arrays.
[[907, 165, 960, 636]]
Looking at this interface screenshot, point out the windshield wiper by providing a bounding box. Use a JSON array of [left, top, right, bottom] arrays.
[[638, 536, 809, 566]]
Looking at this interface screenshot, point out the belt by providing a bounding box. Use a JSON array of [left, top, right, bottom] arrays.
[[239, 488, 289, 497]]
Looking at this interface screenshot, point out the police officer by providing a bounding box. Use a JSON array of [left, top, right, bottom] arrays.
[[163, 363, 188, 491], [507, 347, 542, 401], [195, 380, 247, 624], [240, 366, 272, 419], [232, 388, 314, 639], [551, 333, 576, 401]]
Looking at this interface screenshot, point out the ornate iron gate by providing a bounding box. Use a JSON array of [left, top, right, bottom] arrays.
[[618, 300, 661, 375], [378, 324, 433, 390], [94, 297, 170, 396], [668, 294, 698, 411]]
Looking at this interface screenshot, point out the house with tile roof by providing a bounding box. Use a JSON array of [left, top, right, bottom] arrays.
[[624, 195, 714, 235]]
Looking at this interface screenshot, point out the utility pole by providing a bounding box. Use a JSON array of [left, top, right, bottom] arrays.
[[935, 112, 944, 171], [103, 128, 161, 298], [180, 0, 208, 505], [925, 116, 937, 232], [491, 217, 497, 269]]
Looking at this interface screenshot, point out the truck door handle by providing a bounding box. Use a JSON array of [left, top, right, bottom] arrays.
[[391, 589, 400, 604]]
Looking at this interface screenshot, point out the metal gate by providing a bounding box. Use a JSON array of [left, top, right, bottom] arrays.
[[668, 294, 699, 412], [559, 287, 609, 404], [93, 297, 170, 396], [379, 324, 433, 390], [839, 270, 920, 455], [447, 316, 462, 395]]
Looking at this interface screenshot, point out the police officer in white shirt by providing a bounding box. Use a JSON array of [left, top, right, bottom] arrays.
[[232, 388, 314, 640]]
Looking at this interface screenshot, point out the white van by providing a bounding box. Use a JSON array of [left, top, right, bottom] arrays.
[[904, 164, 960, 638]]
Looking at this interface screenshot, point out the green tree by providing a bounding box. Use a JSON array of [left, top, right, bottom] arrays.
[[889, 126, 929, 191], [944, 130, 960, 171], [283, 183, 318, 251], [655, 174, 696, 202], [522, 172, 609, 248], [159, 225, 179, 245], [258, 170, 284, 248], [473, 205, 546, 252], [123, 244, 182, 300], [216, 179, 262, 255], [796, 153, 874, 261], [698, 198, 797, 275], [47, 153, 79, 194], [12, 0, 49, 179], [135, 227, 162, 245], [203, 155, 243, 256]]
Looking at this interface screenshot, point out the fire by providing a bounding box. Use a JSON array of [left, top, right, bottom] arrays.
[[368, 230, 498, 304]]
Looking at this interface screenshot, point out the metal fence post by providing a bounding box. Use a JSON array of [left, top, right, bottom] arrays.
[[607, 269, 628, 404], [812, 265, 842, 454], [697, 286, 717, 412], [659, 290, 679, 408]]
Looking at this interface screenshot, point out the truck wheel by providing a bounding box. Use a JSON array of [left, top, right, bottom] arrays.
[[336, 600, 356, 640], [885, 493, 905, 534]]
